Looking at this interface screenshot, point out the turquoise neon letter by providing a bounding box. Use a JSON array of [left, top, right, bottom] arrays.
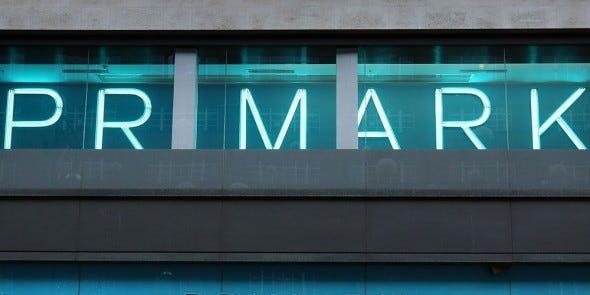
[[357, 88, 400, 149], [239, 88, 307, 149], [435, 87, 491, 150], [95, 88, 152, 149], [4, 88, 63, 149], [530, 88, 587, 150]]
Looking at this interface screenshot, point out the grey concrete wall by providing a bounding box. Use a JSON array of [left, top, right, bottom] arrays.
[[0, 0, 589, 31]]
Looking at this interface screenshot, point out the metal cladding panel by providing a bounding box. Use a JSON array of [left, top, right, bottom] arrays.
[[0, 151, 82, 190], [78, 200, 223, 252], [0, 198, 589, 262], [223, 150, 365, 193], [78, 150, 224, 191], [365, 151, 510, 193], [220, 200, 366, 253], [511, 201, 590, 253], [2, 150, 590, 196], [0, 200, 78, 251], [508, 151, 590, 193], [0, 152, 590, 262], [366, 200, 512, 253]]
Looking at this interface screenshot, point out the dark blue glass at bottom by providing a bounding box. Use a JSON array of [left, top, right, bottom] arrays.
[[1, 263, 589, 295]]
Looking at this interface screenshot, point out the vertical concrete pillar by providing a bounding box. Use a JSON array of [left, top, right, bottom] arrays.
[[171, 50, 198, 149], [336, 48, 358, 149]]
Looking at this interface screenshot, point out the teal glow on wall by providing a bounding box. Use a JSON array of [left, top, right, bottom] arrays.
[[358, 84, 590, 149], [2, 45, 590, 150], [0, 84, 173, 149], [1, 82, 590, 149]]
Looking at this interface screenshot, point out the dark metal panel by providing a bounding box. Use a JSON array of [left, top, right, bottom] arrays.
[[1, 29, 590, 46], [4, 252, 590, 263], [366, 201, 512, 253], [0, 200, 78, 251], [78, 200, 223, 252], [0, 150, 81, 190], [512, 201, 590, 253], [508, 151, 590, 194], [220, 200, 366, 252], [1, 198, 590, 263], [2, 150, 590, 197], [365, 151, 509, 194], [223, 150, 366, 193], [80, 150, 224, 191]]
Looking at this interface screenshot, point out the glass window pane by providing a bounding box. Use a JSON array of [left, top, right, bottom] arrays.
[[359, 46, 507, 150], [0, 46, 89, 149], [197, 47, 227, 149], [0, 46, 174, 150], [85, 47, 174, 149], [198, 46, 337, 150], [505, 45, 590, 149]]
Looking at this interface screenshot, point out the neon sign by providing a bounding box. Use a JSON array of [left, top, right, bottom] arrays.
[[239, 88, 307, 150], [4, 87, 152, 149], [530, 88, 587, 150], [358, 88, 400, 149], [4, 88, 63, 149], [95, 88, 152, 150], [435, 87, 491, 150], [2, 86, 589, 150]]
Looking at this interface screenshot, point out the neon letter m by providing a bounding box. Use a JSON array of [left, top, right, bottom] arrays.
[[239, 88, 307, 149]]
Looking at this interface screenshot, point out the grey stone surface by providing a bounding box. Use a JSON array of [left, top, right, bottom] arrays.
[[0, 0, 588, 31]]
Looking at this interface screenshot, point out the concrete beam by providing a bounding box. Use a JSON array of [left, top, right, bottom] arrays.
[[336, 48, 358, 149], [171, 50, 198, 149], [0, 0, 589, 31]]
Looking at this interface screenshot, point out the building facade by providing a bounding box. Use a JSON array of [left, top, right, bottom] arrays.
[[1, 1, 590, 294]]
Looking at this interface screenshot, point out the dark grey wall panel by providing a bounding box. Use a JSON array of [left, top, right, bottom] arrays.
[[508, 151, 590, 193], [366, 151, 509, 193], [366, 201, 512, 253], [80, 150, 224, 191], [2, 150, 590, 197], [0, 151, 81, 190], [78, 200, 223, 252], [1, 199, 590, 262], [512, 201, 590, 253], [0, 200, 78, 251], [223, 150, 366, 192], [221, 200, 366, 252]]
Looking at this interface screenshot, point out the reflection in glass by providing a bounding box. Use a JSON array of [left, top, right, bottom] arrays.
[[0, 46, 174, 149], [197, 46, 337, 149], [359, 46, 506, 150], [0, 47, 89, 148], [359, 45, 590, 150]]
